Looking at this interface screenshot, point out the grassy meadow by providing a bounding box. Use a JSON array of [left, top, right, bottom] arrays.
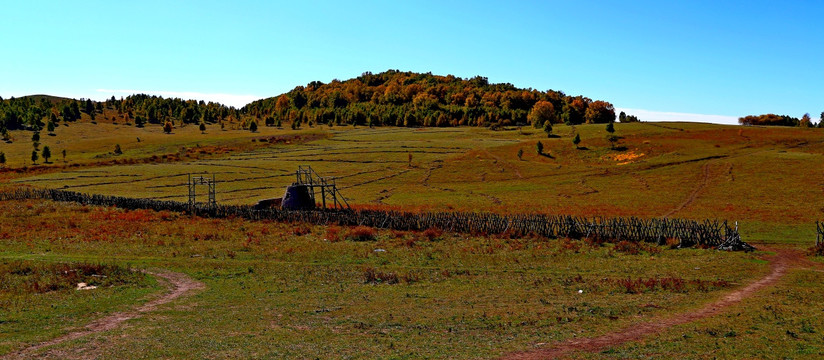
[[1, 120, 824, 358]]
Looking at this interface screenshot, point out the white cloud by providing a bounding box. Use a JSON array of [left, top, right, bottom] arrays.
[[616, 108, 739, 125], [95, 89, 262, 108]]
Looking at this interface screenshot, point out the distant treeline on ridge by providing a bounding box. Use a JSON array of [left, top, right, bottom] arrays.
[[1, 70, 643, 136], [242, 70, 624, 128]]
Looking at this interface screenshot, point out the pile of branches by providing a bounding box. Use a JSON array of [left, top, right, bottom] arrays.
[[0, 188, 752, 250]]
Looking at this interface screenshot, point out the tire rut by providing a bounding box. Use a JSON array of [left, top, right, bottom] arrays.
[[502, 246, 805, 359], [3, 270, 204, 359]]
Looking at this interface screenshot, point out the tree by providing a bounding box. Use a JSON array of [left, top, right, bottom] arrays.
[[41, 146, 51, 163], [114, 144, 123, 155], [536, 141, 544, 155], [605, 121, 617, 149], [163, 121, 173, 134], [135, 115, 146, 127], [517, 148, 524, 160], [528, 101, 556, 128], [249, 120, 258, 132], [275, 95, 290, 115], [573, 133, 581, 149], [543, 121, 553, 137], [32, 131, 40, 143], [31, 150, 38, 164], [0, 152, 5, 166], [47, 121, 55, 134], [61, 149, 66, 162], [585, 100, 616, 124], [800, 113, 812, 128], [619, 111, 627, 123], [820, 111, 824, 125], [199, 122, 206, 134]]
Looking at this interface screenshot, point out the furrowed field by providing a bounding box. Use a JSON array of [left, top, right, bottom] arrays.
[[2, 121, 824, 359]]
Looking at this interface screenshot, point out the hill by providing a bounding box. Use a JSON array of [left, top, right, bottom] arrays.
[[242, 70, 620, 128]]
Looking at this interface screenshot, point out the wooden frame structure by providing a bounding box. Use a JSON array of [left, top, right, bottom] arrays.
[[188, 173, 216, 208], [295, 165, 349, 210]]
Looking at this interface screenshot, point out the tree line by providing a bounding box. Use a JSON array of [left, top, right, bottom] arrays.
[[242, 70, 619, 128], [0, 94, 241, 138], [738, 112, 824, 127]]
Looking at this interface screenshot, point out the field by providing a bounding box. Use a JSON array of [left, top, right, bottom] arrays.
[[2, 121, 824, 358]]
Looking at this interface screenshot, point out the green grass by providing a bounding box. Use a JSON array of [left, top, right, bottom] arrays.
[[0, 259, 157, 355], [0, 200, 767, 358], [3, 121, 824, 358]]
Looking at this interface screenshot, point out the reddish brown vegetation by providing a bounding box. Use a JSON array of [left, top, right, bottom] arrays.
[[345, 226, 377, 241]]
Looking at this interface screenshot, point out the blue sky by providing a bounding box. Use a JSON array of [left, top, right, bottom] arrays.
[[1, 1, 822, 124]]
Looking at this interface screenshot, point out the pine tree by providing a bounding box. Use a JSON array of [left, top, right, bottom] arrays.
[[31, 150, 38, 164], [573, 133, 581, 149], [41, 146, 51, 163], [199, 122, 206, 134], [605, 121, 617, 149], [0, 152, 6, 166], [249, 121, 258, 132], [536, 141, 544, 155]]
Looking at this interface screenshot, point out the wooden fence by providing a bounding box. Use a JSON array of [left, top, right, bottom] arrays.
[[0, 188, 753, 250]]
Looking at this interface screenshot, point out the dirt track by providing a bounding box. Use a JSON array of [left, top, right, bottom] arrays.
[[503, 247, 811, 359], [2, 269, 204, 360], [662, 161, 713, 218]]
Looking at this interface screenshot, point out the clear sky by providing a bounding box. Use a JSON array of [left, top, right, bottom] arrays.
[[1, 1, 822, 124]]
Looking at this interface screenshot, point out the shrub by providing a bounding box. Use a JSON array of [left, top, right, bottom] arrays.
[[325, 226, 342, 242], [422, 227, 443, 241], [363, 267, 398, 284], [346, 226, 377, 241], [808, 243, 824, 256], [614, 241, 640, 255]]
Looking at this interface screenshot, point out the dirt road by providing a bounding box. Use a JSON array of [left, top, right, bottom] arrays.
[[503, 247, 808, 359], [3, 269, 204, 359]]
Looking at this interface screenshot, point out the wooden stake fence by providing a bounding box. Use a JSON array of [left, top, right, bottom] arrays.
[[0, 188, 752, 250]]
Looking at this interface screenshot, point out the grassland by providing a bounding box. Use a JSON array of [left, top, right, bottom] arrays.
[[1, 120, 823, 358]]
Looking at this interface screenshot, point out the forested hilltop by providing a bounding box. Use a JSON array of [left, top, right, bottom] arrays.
[[0, 94, 239, 138], [1, 70, 630, 138], [242, 70, 622, 128]]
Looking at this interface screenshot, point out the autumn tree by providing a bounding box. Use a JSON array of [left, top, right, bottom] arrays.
[[528, 101, 556, 128], [585, 100, 616, 124], [275, 95, 290, 116], [163, 121, 173, 134], [800, 113, 812, 127]]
